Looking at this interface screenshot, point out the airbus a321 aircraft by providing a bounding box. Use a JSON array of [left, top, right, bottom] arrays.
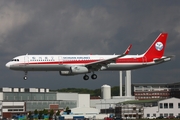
[[6, 33, 173, 80]]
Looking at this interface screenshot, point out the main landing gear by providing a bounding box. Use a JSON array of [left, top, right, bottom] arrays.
[[23, 71, 28, 80], [83, 74, 97, 80]]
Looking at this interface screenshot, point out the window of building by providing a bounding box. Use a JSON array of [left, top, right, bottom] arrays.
[[160, 103, 163, 108], [147, 114, 150, 117], [178, 103, 180, 108], [164, 103, 168, 108], [164, 113, 168, 117], [153, 114, 156, 117], [169, 103, 173, 108], [169, 113, 174, 116], [160, 113, 163, 116]]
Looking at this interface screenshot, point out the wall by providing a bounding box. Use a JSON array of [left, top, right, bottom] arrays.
[[158, 97, 180, 117], [78, 94, 90, 108], [0, 93, 3, 101], [56, 93, 78, 101], [144, 106, 158, 118], [144, 97, 180, 118], [2, 102, 25, 112]]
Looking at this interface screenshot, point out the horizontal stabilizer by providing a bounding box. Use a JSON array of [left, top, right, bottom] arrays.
[[154, 55, 174, 63]]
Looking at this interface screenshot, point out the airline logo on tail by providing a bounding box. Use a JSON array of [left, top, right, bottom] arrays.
[[155, 42, 163, 51]]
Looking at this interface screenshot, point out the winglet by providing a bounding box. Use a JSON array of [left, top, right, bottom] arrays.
[[124, 44, 132, 55]]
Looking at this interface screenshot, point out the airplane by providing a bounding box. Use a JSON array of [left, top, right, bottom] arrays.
[[6, 33, 173, 80]]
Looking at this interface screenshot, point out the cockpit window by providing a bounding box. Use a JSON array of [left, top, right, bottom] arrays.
[[11, 59, 19, 61]]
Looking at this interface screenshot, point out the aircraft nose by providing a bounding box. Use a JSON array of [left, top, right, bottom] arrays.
[[5, 62, 10, 68]]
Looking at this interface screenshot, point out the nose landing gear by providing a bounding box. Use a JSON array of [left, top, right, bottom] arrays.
[[23, 76, 28, 80], [23, 71, 28, 80]]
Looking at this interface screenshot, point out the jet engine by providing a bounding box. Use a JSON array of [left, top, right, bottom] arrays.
[[59, 71, 74, 76], [70, 66, 89, 74], [59, 66, 89, 76]]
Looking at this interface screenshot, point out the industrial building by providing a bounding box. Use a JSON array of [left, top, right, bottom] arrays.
[[0, 87, 98, 119], [0, 71, 136, 119], [115, 104, 143, 119], [133, 82, 180, 100]]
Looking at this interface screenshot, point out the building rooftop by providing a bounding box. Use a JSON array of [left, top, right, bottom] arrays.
[[133, 82, 180, 87], [119, 98, 164, 105]]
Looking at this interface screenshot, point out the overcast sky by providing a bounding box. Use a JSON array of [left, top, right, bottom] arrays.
[[1, 0, 180, 90]]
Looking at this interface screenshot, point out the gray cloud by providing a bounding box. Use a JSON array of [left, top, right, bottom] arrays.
[[1, 0, 180, 89]]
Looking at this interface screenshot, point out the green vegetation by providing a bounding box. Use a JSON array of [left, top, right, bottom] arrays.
[[27, 109, 57, 119], [52, 86, 125, 96]]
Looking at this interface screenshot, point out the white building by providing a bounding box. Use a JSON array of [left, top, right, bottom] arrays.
[[144, 97, 180, 118]]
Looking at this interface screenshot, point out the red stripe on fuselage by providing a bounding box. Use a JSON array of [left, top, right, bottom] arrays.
[[25, 57, 154, 65], [116, 57, 154, 63], [27, 60, 99, 65]]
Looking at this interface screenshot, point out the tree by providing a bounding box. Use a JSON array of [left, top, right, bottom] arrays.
[[49, 109, 54, 119], [93, 89, 101, 96], [27, 111, 32, 120], [111, 86, 120, 96], [56, 110, 60, 116], [34, 109, 38, 119], [38, 110, 43, 119], [65, 106, 69, 111], [34, 109, 38, 114], [43, 109, 49, 115], [65, 107, 71, 115]]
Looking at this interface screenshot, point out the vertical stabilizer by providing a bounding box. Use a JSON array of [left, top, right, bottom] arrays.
[[143, 33, 168, 59]]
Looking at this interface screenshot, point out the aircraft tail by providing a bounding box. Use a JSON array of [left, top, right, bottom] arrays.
[[143, 33, 168, 59]]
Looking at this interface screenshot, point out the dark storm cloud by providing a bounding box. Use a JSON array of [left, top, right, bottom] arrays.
[[1, 0, 180, 89]]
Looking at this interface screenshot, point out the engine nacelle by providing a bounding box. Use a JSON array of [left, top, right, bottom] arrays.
[[71, 66, 89, 74], [59, 66, 89, 76], [59, 71, 74, 76]]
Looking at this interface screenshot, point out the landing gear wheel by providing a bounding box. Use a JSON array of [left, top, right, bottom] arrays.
[[23, 71, 28, 80], [83, 75, 89, 80], [91, 74, 97, 79], [23, 76, 28, 80]]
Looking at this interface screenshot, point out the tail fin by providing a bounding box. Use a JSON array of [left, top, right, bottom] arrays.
[[143, 33, 168, 59]]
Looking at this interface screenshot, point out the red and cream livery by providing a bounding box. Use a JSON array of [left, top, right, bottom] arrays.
[[6, 33, 173, 80]]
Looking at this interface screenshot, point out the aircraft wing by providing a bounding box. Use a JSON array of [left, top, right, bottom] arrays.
[[85, 44, 132, 70]]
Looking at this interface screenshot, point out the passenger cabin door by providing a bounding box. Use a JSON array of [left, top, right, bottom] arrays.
[[24, 54, 29, 65]]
